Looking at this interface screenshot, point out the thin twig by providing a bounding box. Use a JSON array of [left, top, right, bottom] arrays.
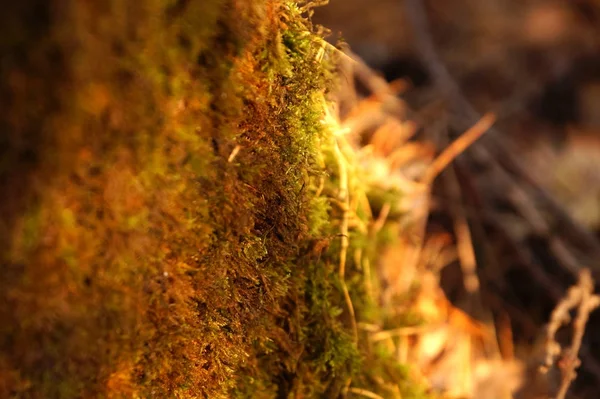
[[443, 162, 480, 296], [421, 113, 495, 186], [344, 47, 407, 102], [333, 135, 358, 396], [370, 323, 440, 342], [227, 145, 241, 163], [544, 270, 600, 399], [348, 387, 386, 399], [371, 202, 391, 235]]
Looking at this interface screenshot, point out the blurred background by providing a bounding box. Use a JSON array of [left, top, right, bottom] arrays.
[[314, 0, 600, 397], [316, 0, 600, 228]]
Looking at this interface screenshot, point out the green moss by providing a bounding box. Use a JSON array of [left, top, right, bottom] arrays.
[[0, 0, 370, 398], [0, 1, 439, 398]]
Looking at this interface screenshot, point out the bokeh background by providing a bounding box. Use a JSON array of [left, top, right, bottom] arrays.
[[315, 1, 600, 397]]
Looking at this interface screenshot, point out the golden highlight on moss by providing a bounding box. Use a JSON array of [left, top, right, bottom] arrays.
[[0, 1, 363, 397]]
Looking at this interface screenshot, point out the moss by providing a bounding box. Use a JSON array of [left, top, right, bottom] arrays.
[[0, 0, 371, 398], [0, 0, 440, 398]]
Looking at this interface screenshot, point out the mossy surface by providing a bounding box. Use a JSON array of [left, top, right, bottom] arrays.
[[0, 1, 360, 397]]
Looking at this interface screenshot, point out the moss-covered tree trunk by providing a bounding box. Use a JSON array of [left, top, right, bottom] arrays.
[[0, 1, 357, 397]]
